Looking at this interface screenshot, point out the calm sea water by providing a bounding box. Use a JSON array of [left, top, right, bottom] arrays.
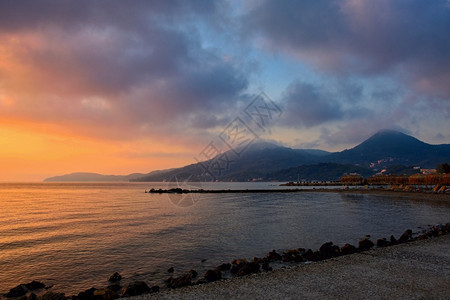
[[1, 182, 449, 295]]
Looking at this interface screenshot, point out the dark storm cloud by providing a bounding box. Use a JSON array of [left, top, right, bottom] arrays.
[[280, 81, 370, 127], [0, 0, 218, 31], [0, 0, 249, 140], [245, 0, 450, 98]]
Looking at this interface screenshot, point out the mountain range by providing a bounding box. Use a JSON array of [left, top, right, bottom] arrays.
[[44, 130, 450, 182]]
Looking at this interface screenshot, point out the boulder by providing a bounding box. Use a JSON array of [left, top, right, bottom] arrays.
[[340, 244, 356, 255], [302, 249, 319, 261], [7, 281, 46, 298], [108, 272, 122, 282], [215, 263, 231, 271], [93, 288, 119, 300], [331, 245, 341, 256], [230, 264, 239, 274], [417, 234, 428, 240], [318, 242, 340, 259], [204, 270, 221, 282], [433, 224, 443, 236], [77, 287, 97, 300], [167, 267, 174, 273], [166, 270, 197, 289], [266, 250, 282, 261], [398, 229, 413, 243], [376, 238, 390, 247], [188, 270, 198, 279], [282, 249, 304, 262], [28, 293, 37, 300], [444, 223, 450, 233], [41, 292, 66, 300], [390, 235, 398, 245], [122, 281, 150, 297], [7, 285, 29, 298], [25, 281, 45, 291], [231, 259, 248, 265], [106, 284, 121, 293], [252, 257, 264, 263], [236, 262, 260, 276], [358, 239, 374, 251]]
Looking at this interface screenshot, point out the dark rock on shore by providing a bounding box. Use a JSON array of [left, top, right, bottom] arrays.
[[266, 250, 282, 261], [166, 275, 191, 289], [231, 259, 249, 265], [7, 281, 46, 298], [417, 234, 428, 240], [444, 223, 450, 232], [340, 244, 357, 255], [282, 249, 305, 262], [42, 291, 66, 300], [358, 238, 374, 251], [302, 249, 319, 261], [122, 281, 151, 297], [76, 287, 97, 300], [93, 288, 119, 300], [318, 242, 340, 259], [390, 235, 398, 245], [25, 281, 46, 291], [376, 238, 390, 247], [252, 257, 264, 264], [215, 263, 231, 272], [204, 270, 221, 282], [230, 261, 260, 277], [188, 270, 198, 279], [427, 224, 450, 237], [7, 284, 29, 298], [398, 229, 413, 243], [106, 284, 121, 293], [230, 259, 247, 274], [108, 272, 122, 283], [166, 270, 198, 289]]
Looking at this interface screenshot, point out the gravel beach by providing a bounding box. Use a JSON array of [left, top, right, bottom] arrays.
[[131, 235, 450, 299]]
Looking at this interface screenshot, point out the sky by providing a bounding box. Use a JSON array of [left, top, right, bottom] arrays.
[[0, 0, 449, 181]]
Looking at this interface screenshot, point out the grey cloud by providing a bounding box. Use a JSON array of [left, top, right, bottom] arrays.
[[0, 1, 220, 32], [245, 0, 450, 98], [280, 81, 370, 127]]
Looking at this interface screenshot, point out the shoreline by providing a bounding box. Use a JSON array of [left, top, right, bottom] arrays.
[[3, 223, 448, 299], [132, 234, 450, 299]]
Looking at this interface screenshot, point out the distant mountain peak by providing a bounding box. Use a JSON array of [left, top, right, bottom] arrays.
[[360, 129, 424, 147]]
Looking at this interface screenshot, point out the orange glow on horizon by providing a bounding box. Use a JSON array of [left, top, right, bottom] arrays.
[[0, 121, 193, 182]]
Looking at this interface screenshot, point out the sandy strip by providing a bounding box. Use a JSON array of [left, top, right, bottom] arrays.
[[131, 235, 450, 299]]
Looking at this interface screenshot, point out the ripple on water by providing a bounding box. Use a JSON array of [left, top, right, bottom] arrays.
[[0, 183, 449, 295]]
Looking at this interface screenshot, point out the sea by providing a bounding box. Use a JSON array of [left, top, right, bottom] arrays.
[[1, 182, 449, 295]]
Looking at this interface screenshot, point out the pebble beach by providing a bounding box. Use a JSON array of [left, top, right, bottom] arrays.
[[132, 234, 450, 299]]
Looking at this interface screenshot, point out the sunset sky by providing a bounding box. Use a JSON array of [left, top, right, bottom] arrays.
[[1, 0, 449, 181]]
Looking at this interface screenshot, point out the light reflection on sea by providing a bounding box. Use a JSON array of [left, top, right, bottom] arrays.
[[0, 182, 449, 295]]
